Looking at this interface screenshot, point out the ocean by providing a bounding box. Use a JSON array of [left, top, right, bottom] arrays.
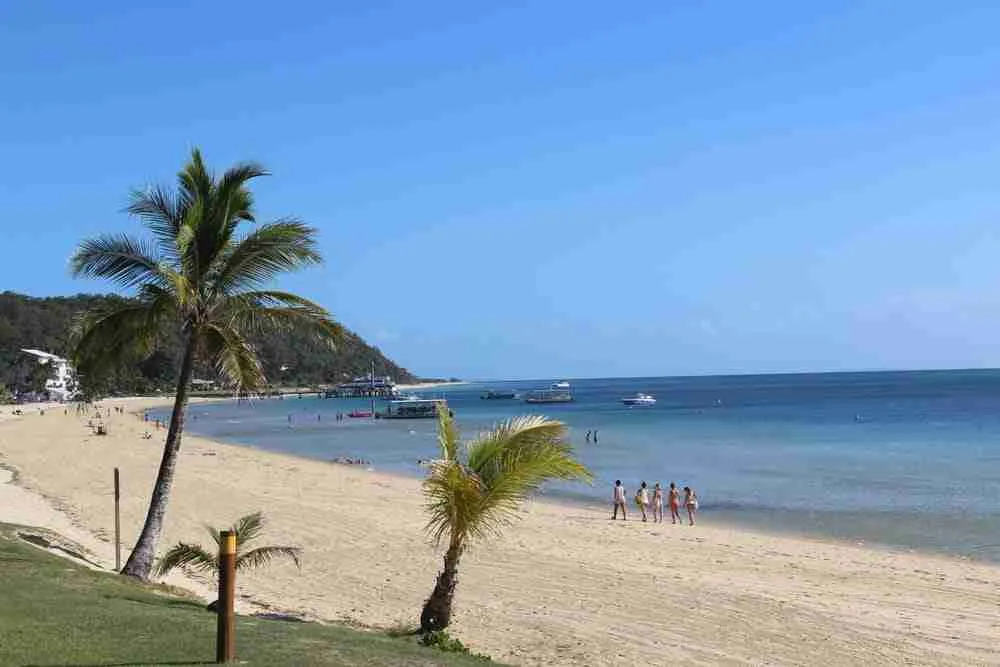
[[152, 370, 1000, 561]]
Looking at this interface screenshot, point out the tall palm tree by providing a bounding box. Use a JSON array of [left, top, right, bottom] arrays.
[[71, 149, 340, 580], [155, 511, 301, 577], [420, 410, 592, 633]]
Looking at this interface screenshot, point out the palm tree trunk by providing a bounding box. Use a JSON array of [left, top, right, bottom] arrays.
[[420, 541, 463, 633], [121, 328, 197, 580]]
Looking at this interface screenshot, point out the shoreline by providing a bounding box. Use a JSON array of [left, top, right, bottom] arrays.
[[1, 398, 998, 664]]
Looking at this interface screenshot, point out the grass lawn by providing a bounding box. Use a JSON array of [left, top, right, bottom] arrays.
[[0, 524, 494, 666]]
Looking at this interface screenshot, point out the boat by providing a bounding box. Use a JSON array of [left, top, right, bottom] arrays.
[[481, 390, 517, 400], [380, 398, 448, 419], [347, 410, 373, 418], [551, 380, 571, 390], [621, 393, 656, 406], [524, 389, 574, 404]]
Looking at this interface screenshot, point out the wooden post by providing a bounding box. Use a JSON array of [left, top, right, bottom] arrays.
[[216, 530, 237, 663], [113, 467, 120, 572]]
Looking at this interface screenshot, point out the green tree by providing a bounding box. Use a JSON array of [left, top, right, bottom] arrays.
[[419, 411, 591, 633], [155, 511, 301, 577], [71, 149, 340, 580]]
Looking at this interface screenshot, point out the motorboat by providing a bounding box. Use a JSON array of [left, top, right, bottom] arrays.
[[481, 390, 517, 400], [525, 389, 574, 404], [621, 393, 656, 406]]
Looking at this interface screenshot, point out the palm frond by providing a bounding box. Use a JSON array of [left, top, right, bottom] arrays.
[[236, 545, 302, 572], [70, 233, 167, 290], [214, 161, 267, 235], [200, 323, 266, 392], [422, 415, 592, 548], [232, 511, 265, 545], [71, 290, 176, 379], [155, 542, 218, 576], [436, 407, 460, 462], [422, 459, 483, 547], [211, 219, 322, 294], [127, 185, 185, 262], [219, 290, 342, 348], [466, 417, 591, 539]]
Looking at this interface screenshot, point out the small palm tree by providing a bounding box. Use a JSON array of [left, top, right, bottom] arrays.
[[155, 511, 301, 578], [71, 149, 340, 580], [420, 410, 592, 633]]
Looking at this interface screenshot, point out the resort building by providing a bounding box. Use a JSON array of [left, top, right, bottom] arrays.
[[19, 348, 76, 401]]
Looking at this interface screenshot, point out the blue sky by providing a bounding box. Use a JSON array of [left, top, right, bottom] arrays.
[[3, 2, 1000, 379]]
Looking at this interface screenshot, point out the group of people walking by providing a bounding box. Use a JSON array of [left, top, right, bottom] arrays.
[[612, 480, 698, 525]]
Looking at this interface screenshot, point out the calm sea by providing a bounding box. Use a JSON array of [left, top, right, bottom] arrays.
[[153, 370, 1000, 561]]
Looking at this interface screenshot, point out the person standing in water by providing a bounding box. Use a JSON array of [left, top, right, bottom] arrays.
[[635, 481, 649, 522], [612, 480, 627, 520], [585, 430, 591, 443], [683, 486, 698, 526], [652, 483, 664, 523], [668, 482, 681, 524]]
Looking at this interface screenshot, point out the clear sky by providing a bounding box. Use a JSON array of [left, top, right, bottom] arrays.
[[3, 2, 1000, 379]]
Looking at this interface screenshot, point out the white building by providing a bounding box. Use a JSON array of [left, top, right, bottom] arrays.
[[20, 348, 75, 401]]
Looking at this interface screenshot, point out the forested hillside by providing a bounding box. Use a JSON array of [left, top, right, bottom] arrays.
[[0, 292, 416, 395]]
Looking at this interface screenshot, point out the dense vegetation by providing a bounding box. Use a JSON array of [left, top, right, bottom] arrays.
[[0, 291, 416, 395]]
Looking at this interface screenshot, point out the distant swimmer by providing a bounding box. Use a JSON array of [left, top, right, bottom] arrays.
[[612, 480, 627, 521], [855, 414, 863, 423]]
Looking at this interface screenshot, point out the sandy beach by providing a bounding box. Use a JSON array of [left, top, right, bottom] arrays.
[[1, 400, 998, 666]]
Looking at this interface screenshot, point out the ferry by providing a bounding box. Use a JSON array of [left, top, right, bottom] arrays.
[[481, 390, 517, 400], [381, 398, 448, 419], [524, 389, 574, 404], [621, 393, 656, 406]]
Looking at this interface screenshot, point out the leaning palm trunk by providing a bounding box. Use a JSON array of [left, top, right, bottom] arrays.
[[122, 330, 196, 578], [420, 541, 463, 632], [71, 149, 341, 582]]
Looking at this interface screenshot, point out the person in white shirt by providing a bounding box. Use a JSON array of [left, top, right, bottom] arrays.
[[612, 480, 627, 520]]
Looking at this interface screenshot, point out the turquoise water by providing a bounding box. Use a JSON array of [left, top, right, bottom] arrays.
[[155, 370, 1000, 561]]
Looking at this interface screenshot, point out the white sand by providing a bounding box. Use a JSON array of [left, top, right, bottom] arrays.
[[0, 400, 998, 665]]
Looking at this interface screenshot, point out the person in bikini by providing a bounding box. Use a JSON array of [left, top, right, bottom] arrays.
[[668, 482, 681, 525], [652, 482, 664, 523], [683, 486, 698, 526]]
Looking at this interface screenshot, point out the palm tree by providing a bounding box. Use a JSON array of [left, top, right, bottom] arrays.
[[420, 410, 592, 633], [71, 149, 340, 580], [155, 511, 301, 578]]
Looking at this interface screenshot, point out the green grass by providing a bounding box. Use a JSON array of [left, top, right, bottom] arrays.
[[0, 524, 495, 666]]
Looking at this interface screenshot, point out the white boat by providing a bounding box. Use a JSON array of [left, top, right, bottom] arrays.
[[551, 381, 571, 390], [622, 393, 656, 406]]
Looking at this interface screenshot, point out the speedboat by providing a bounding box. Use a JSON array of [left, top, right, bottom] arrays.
[[551, 381, 571, 390], [621, 393, 656, 406]]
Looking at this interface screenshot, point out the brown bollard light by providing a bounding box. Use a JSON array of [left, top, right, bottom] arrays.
[[216, 530, 237, 663]]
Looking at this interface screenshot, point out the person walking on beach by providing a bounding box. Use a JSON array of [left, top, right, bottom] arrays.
[[612, 480, 627, 520], [635, 481, 649, 522], [652, 483, 664, 523], [668, 482, 681, 524], [683, 486, 698, 526]]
